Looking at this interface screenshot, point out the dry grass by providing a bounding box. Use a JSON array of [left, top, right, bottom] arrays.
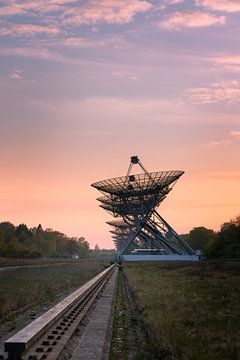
[[0, 259, 110, 325], [124, 261, 240, 360], [0, 257, 87, 267]]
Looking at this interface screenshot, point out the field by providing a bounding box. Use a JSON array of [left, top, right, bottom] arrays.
[[0, 259, 110, 332], [124, 261, 240, 360], [0, 257, 86, 267]]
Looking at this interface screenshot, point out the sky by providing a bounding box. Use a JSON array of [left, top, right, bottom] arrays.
[[0, 0, 240, 249]]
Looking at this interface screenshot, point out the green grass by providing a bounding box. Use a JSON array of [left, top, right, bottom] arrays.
[[124, 261, 240, 360], [0, 259, 110, 327]]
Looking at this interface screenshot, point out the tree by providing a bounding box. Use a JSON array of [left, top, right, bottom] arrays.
[[0, 222, 15, 244], [94, 244, 100, 251], [0, 230, 5, 255], [186, 227, 217, 253], [78, 237, 89, 258], [65, 239, 79, 257], [0, 221, 88, 259], [205, 215, 240, 258], [15, 224, 32, 245]]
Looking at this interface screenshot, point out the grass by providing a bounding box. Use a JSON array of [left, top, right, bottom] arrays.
[[0, 257, 90, 267], [124, 261, 240, 360], [0, 259, 110, 328], [110, 267, 156, 360]]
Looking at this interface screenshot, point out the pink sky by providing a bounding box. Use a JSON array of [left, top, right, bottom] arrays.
[[0, 0, 240, 248]]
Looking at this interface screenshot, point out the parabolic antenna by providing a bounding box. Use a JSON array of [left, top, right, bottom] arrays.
[[91, 156, 198, 260]]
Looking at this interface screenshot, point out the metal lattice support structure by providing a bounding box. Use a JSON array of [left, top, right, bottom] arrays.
[[91, 156, 199, 261]]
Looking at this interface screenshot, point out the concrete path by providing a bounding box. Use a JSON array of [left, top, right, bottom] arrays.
[[71, 267, 118, 360]]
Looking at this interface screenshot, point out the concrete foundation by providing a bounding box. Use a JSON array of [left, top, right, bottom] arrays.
[[121, 254, 200, 261]]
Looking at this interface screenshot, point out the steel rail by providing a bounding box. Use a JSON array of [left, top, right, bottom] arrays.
[[5, 264, 116, 360]]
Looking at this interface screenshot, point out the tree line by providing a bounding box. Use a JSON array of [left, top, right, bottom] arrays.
[[0, 222, 89, 258], [182, 215, 240, 259], [0, 214, 239, 259]]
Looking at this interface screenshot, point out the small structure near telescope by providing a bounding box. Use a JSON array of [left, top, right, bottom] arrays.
[[91, 156, 199, 261]]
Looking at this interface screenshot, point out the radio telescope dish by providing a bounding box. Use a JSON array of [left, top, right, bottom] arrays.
[[91, 156, 198, 260]]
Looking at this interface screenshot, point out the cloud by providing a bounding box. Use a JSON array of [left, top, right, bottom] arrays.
[[159, 11, 226, 30], [199, 171, 240, 181], [49, 0, 79, 3], [62, 35, 124, 49], [0, 24, 60, 37], [62, 0, 153, 25], [200, 140, 231, 147], [186, 80, 240, 104], [165, 0, 185, 4], [9, 70, 23, 80], [1, 46, 66, 62], [0, 1, 62, 16], [196, 0, 240, 13], [230, 130, 240, 140], [112, 71, 138, 81], [214, 55, 240, 73], [63, 37, 91, 47], [63, 96, 190, 124], [0, 4, 25, 16]]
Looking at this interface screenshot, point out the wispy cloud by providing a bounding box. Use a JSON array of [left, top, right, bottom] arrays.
[[200, 140, 231, 148], [0, 24, 60, 37], [214, 55, 240, 73], [196, 0, 240, 13], [165, 0, 185, 4], [199, 171, 240, 181], [0, 1, 62, 16], [62, 0, 153, 25], [62, 37, 92, 47], [112, 71, 138, 81], [186, 80, 240, 104], [230, 130, 240, 140], [62, 35, 124, 49], [0, 4, 25, 16], [9, 70, 23, 80], [159, 11, 225, 30], [0, 46, 70, 63], [63, 96, 190, 124]]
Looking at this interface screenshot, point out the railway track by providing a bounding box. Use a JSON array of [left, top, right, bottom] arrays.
[[5, 264, 116, 360]]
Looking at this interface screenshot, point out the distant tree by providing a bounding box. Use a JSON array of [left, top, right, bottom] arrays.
[[15, 224, 33, 245], [94, 244, 100, 251], [33, 230, 56, 258], [43, 230, 57, 256], [0, 230, 5, 255], [207, 215, 240, 258], [54, 232, 69, 257], [3, 236, 26, 257], [37, 224, 43, 233], [203, 215, 240, 258], [186, 227, 217, 253], [78, 237, 89, 258], [0, 222, 15, 244], [65, 239, 79, 257], [0, 221, 88, 259]]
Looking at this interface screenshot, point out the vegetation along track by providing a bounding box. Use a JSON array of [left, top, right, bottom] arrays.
[[110, 266, 156, 360], [124, 261, 240, 360], [4, 264, 115, 360]]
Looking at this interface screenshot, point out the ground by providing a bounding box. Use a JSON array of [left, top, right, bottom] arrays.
[[0, 259, 111, 357], [110, 266, 157, 360], [122, 261, 240, 360]]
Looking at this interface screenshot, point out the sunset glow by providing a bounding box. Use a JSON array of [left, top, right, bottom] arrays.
[[0, 0, 240, 248]]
